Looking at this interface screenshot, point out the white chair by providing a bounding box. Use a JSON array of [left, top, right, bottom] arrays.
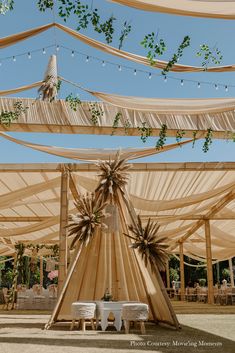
[[122, 303, 149, 334], [70, 302, 96, 331]]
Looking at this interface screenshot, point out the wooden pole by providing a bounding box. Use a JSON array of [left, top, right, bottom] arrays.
[[166, 259, 170, 289], [179, 242, 185, 301], [229, 258, 234, 287], [58, 167, 69, 295], [205, 220, 214, 304], [40, 256, 43, 288], [216, 262, 220, 285]]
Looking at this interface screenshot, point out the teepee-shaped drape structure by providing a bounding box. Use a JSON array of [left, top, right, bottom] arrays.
[[38, 55, 58, 101], [45, 155, 179, 329]]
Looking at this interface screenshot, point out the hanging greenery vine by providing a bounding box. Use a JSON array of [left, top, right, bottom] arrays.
[[162, 36, 191, 76], [0, 101, 28, 127], [202, 128, 213, 153], [192, 131, 198, 148], [156, 124, 168, 149], [65, 93, 81, 111], [111, 112, 122, 135], [196, 44, 223, 70], [140, 32, 166, 65], [137, 122, 152, 143], [118, 20, 132, 50], [88, 102, 104, 125], [176, 129, 185, 145]]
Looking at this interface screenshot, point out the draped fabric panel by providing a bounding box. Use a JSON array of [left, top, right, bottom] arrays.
[[0, 132, 193, 161], [0, 82, 42, 96], [0, 97, 234, 138], [2, 22, 235, 72], [110, 0, 235, 19]]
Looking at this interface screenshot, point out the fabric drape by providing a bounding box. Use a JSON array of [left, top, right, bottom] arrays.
[[0, 132, 193, 161], [110, 0, 235, 20], [0, 82, 42, 96], [2, 22, 235, 72]]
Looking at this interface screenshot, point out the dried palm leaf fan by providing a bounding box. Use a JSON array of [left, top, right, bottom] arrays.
[[125, 215, 169, 272], [95, 152, 132, 204], [38, 55, 58, 101], [67, 192, 108, 249]]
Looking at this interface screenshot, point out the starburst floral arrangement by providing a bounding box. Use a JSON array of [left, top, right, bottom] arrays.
[[67, 192, 109, 248], [95, 153, 132, 204], [125, 216, 169, 272]]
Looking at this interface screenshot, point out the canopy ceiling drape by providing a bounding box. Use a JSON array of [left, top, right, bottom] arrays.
[[2, 22, 235, 72], [110, 0, 235, 19]]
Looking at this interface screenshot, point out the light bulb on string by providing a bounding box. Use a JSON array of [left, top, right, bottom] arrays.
[[148, 72, 152, 79], [102, 61, 106, 67], [42, 48, 46, 55], [86, 56, 90, 62], [225, 85, 228, 92], [164, 76, 167, 83], [71, 51, 75, 57], [180, 79, 184, 86], [13, 56, 16, 62], [28, 52, 31, 59], [56, 45, 60, 52], [197, 82, 201, 89], [134, 69, 137, 76], [215, 84, 219, 90], [118, 65, 122, 71]]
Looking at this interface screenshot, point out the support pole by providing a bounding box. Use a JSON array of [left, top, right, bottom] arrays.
[[205, 220, 214, 304], [40, 256, 43, 288], [229, 258, 234, 287], [166, 259, 170, 289], [58, 167, 69, 294], [216, 262, 220, 285], [179, 242, 185, 300]]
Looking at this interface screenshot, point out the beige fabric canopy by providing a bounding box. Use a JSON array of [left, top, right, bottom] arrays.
[[110, 0, 235, 19], [2, 22, 235, 72], [0, 97, 234, 138], [0, 162, 234, 262], [0, 132, 193, 161]]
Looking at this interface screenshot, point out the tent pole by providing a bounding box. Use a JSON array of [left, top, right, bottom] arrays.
[[229, 258, 234, 287], [166, 259, 170, 289], [40, 256, 43, 288], [58, 167, 69, 295], [216, 262, 220, 285], [179, 242, 185, 301], [205, 220, 214, 304]]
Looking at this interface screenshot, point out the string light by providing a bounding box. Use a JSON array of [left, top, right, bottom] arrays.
[[215, 84, 219, 90], [148, 72, 152, 79], [13, 56, 16, 62], [71, 50, 75, 57], [180, 79, 184, 86], [164, 76, 167, 83], [118, 65, 122, 71], [56, 45, 60, 51], [86, 56, 89, 62], [134, 69, 137, 76], [42, 48, 46, 54], [102, 60, 106, 67], [197, 82, 201, 89], [225, 85, 228, 92], [27, 52, 31, 59]]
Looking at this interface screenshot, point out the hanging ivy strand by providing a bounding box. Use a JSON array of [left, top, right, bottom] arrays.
[[156, 124, 168, 149], [65, 93, 81, 111], [141, 32, 166, 66], [67, 193, 108, 248], [176, 130, 185, 145], [118, 20, 131, 50], [0, 101, 28, 127], [88, 102, 104, 126], [138, 122, 152, 143], [0, 0, 14, 14], [8, 243, 25, 309], [111, 112, 122, 135], [124, 216, 169, 272], [197, 44, 223, 70], [162, 36, 190, 75], [202, 128, 213, 153]]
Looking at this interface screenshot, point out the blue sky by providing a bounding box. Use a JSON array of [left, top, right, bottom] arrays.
[[0, 0, 234, 163]]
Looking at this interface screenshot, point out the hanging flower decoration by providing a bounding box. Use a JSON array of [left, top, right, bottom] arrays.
[[48, 270, 58, 281], [125, 216, 169, 272], [95, 152, 132, 204], [67, 193, 108, 248]]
